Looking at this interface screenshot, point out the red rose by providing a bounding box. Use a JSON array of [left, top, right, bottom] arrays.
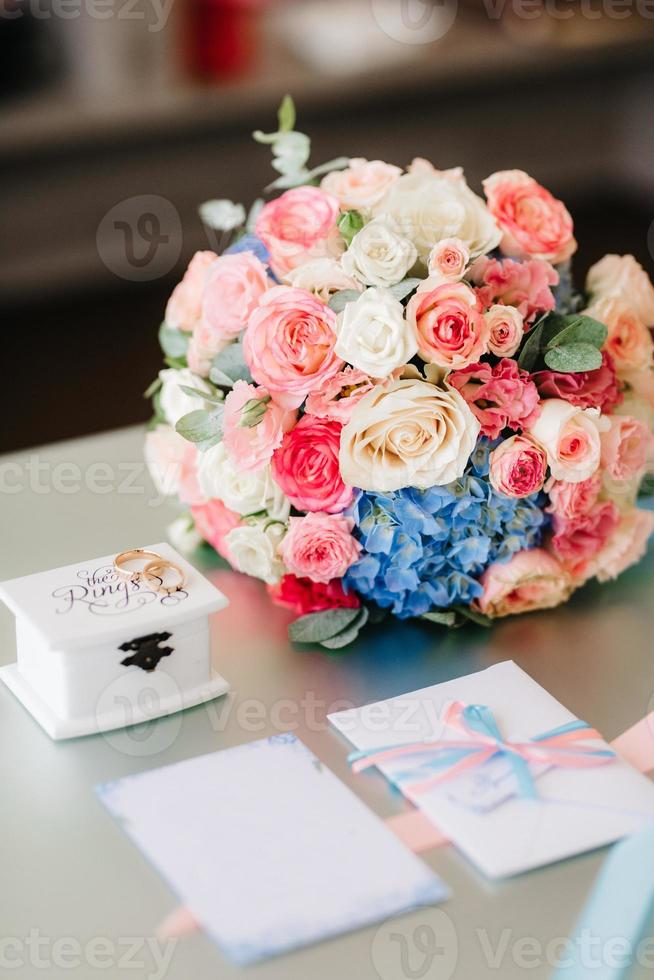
[[268, 575, 360, 616]]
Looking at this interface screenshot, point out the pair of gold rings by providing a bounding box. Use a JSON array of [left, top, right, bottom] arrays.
[[114, 548, 186, 596]]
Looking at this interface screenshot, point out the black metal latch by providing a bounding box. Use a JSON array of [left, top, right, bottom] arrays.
[[119, 631, 173, 672]]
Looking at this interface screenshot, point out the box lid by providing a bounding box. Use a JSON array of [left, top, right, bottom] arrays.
[[0, 543, 228, 652]]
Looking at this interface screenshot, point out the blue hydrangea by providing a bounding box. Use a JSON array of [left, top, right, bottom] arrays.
[[344, 442, 547, 619], [225, 233, 270, 265]]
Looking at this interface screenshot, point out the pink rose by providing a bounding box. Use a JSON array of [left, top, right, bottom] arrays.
[[527, 399, 604, 483], [321, 158, 401, 210], [482, 170, 576, 264], [586, 254, 654, 327], [592, 508, 654, 583], [533, 351, 622, 414], [477, 548, 573, 618], [305, 366, 376, 423], [279, 513, 361, 584], [407, 280, 489, 369], [600, 415, 650, 482], [472, 256, 558, 325], [243, 286, 343, 409], [223, 380, 296, 473], [191, 499, 241, 561], [449, 359, 540, 439], [551, 501, 620, 580], [187, 321, 229, 378], [489, 435, 547, 498], [427, 237, 470, 283], [546, 473, 602, 520], [201, 252, 270, 341], [144, 425, 200, 500], [585, 296, 654, 376], [272, 415, 353, 514], [485, 304, 524, 357], [165, 250, 217, 332], [268, 574, 360, 616], [255, 186, 340, 277]]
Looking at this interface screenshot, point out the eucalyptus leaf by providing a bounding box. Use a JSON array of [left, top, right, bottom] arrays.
[[546, 314, 607, 351], [328, 289, 361, 314], [288, 607, 362, 644], [159, 321, 189, 360], [422, 610, 457, 627], [210, 342, 253, 387], [320, 608, 369, 649], [544, 343, 604, 374], [389, 277, 422, 302], [175, 407, 223, 450], [453, 605, 492, 628], [277, 94, 296, 133], [337, 209, 364, 247], [178, 384, 223, 405], [517, 318, 546, 371], [143, 377, 162, 399]]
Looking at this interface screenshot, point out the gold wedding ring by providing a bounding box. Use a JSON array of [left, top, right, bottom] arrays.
[[114, 548, 164, 583], [142, 560, 187, 596]]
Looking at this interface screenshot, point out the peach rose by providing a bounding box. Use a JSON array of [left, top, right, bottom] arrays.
[[591, 508, 654, 583], [284, 258, 362, 302], [586, 254, 654, 327], [165, 250, 217, 332], [483, 170, 576, 264], [407, 280, 489, 369], [321, 158, 402, 210], [255, 186, 340, 277], [201, 252, 270, 340], [485, 304, 524, 357], [527, 399, 605, 483], [427, 237, 470, 283], [585, 296, 654, 375], [600, 415, 650, 482], [489, 435, 547, 498], [477, 548, 573, 618], [223, 380, 296, 473], [279, 513, 361, 584], [243, 286, 343, 409], [546, 473, 602, 520]]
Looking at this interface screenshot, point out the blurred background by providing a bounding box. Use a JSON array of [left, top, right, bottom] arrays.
[[1, 0, 653, 452]]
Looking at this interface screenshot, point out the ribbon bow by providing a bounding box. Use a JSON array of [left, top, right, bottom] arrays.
[[348, 701, 615, 800]]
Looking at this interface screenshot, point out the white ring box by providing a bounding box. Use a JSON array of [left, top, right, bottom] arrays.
[[0, 542, 230, 739]]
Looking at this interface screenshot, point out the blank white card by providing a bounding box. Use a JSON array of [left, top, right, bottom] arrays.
[[97, 734, 448, 964]]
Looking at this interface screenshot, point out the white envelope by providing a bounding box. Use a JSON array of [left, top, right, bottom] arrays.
[[329, 661, 654, 879]]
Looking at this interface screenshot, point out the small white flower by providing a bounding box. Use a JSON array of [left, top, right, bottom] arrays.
[[198, 199, 246, 232], [336, 287, 417, 377], [341, 216, 417, 287], [225, 519, 286, 584], [197, 442, 290, 521], [158, 368, 212, 426], [284, 258, 362, 302], [167, 514, 202, 554]]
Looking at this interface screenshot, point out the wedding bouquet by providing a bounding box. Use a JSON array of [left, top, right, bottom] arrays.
[[145, 97, 654, 648]]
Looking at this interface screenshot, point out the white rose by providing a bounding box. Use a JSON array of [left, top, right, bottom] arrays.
[[167, 514, 202, 554], [284, 258, 362, 302], [197, 442, 290, 520], [340, 378, 480, 491], [586, 254, 654, 326], [373, 170, 501, 263], [485, 304, 524, 357], [158, 368, 212, 426], [224, 519, 286, 585], [335, 287, 417, 377], [341, 216, 417, 287], [144, 424, 189, 497], [527, 399, 607, 483]]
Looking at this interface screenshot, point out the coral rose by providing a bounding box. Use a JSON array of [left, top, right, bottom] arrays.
[[585, 296, 654, 376], [165, 250, 217, 332], [407, 280, 489, 369], [489, 436, 547, 498], [255, 186, 340, 277], [546, 474, 601, 520], [201, 252, 270, 341], [272, 415, 353, 514], [243, 286, 343, 409], [279, 513, 362, 584], [483, 169, 576, 264], [477, 548, 573, 618]]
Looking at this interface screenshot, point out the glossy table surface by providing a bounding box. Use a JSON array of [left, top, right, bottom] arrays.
[[1, 425, 653, 980]]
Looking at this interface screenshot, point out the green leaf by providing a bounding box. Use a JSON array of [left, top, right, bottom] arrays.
[[288, 607, 362, 644], [159, 321, 189, 360], [143, 377, 162, 400], [239, 395, 271, 428], [517, 318, 547, 371], [422, 610, 457, 627], [277, 94, 296, 133], [328, 289, 361, 314], [546, 314, 607, 351], [544, 343, 604, 373], [320, 608, 369, 649], [209, 342, 253, 388], [175, 407, 223, 450], [453, 605, 492, 628], [178, 384, 223, 405], [389, 278, 421, 302], [338, 210, 364, 247]]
